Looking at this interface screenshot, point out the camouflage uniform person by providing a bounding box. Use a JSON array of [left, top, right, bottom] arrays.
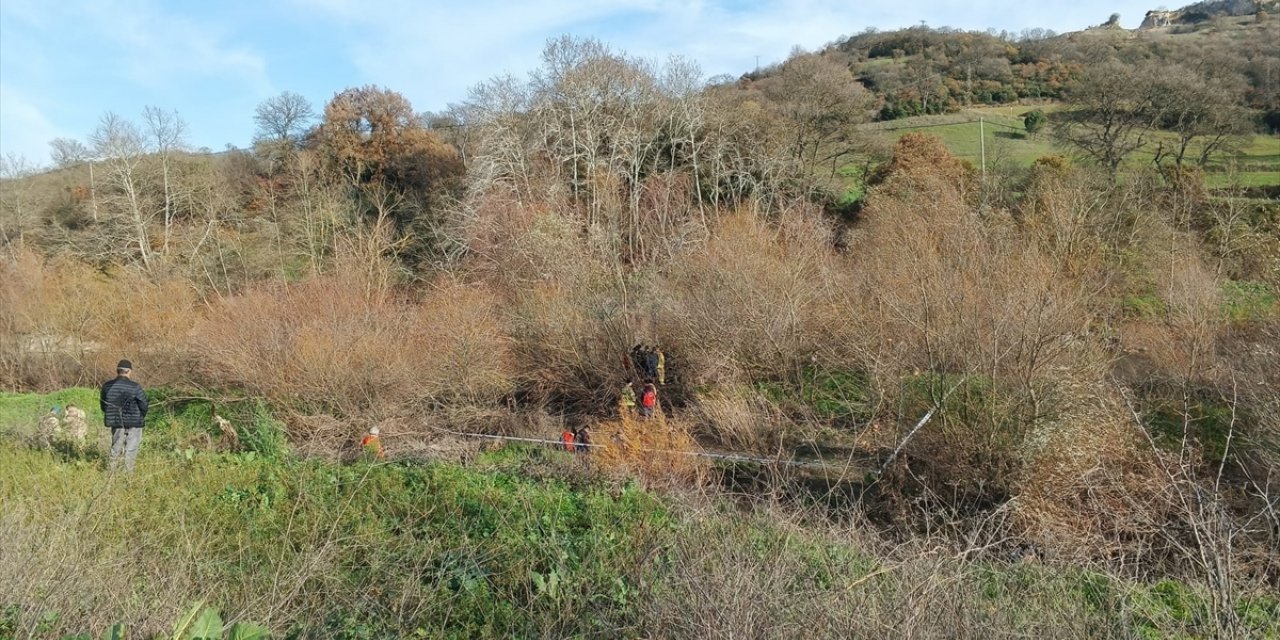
[[214, 414, 239, 451], [64, 404, 88, 449], [38, 406, 61, 447], [619, 382, 637, 418]]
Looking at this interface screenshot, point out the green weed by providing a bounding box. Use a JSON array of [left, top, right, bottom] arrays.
[[1221, 280, 1277, 323], [1145, 397, 1237, 462], [755, 365, 873, 425], [2, 392, 1275, 638], [1122, 288, 1169, 319]]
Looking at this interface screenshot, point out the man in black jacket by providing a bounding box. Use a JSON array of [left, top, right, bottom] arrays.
[[101, 359, 148, 472]]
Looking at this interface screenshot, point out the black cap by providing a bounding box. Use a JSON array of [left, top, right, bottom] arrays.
[[117, 359, 133, 370]]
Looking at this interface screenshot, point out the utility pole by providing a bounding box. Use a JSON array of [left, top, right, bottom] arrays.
[[88, 160, 99, 223], [979, 117, 986, 181]]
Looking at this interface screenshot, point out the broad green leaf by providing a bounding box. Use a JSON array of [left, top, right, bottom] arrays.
[[227, 621, 271, 640], [171, 602, 203, 640], [107, 623, 127, 640], [188, 607, 223, 640]]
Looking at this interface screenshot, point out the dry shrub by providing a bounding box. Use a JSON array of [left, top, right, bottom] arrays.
[[662, 207, 845, 386], [414, 284, 515, 402], [636, 170, 703, 263], [0, 246, 199, 389], [851, 134, 1113, 524], [507, 279, 629, 409], [1021, 162, 1115, 274], [1016, 389, 1171, 563], [193, 267, 513, 426], [638, 508, 1107, 640], [688, 387, 790, 453], [0, 247, 78, 389], [1161, 248, 1225, 367], [591, 412, 705, 486], [858, 132, 1097, 378], [1221, 321, 1280, 472], [1019, 162, 1174, 276], [867, 132, 973, 200], [462, 190, 596, 293], [854, 136, 1093, 389], [86, 269, 200, 387], [477, 209, 643, 410], [286, 413, 349, 453], [856, 173, 1090, 380]]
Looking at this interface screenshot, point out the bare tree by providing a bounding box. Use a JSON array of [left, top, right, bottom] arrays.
[[49, 137, 105, 222], [253, 91, 315, 146], [143, 106, 188, 256], [0, 153, 40, 245], [760, 52, 875, 176], [522, 36, 730, 261], [89, 112, 152, 270], [1053, 59, 1160, 181], [1149, 65, 1250, 167], [48, 138, 89, 169]]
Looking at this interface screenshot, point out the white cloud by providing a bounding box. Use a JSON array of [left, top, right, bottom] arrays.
[[287, 0, 1157, 114], [3, 0, 272, 95], [287, 0, 704, 111], [1, 0, 276, 156], [3, 0, 1164, 157], [78, 0, 273, 94], [0, 85, 67, 167]]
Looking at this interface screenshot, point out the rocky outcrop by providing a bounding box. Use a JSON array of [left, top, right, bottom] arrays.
[[1139, 0, 1278, 29], [1140, 10, 1178, 28]]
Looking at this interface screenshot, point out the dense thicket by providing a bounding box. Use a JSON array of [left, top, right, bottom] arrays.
[[1, 21, 1278, 636], [813, 12, 1280, 128]]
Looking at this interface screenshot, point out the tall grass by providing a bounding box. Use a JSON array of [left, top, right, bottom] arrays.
[[3, 437, 1277, 639]]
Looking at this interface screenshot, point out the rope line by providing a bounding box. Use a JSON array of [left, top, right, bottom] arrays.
[[428, 426, 868, 472]]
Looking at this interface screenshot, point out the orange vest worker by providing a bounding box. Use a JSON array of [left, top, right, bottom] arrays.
[[361, 426, 385, 459]]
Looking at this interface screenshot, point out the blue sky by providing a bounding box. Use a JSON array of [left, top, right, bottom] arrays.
[[1, 0, 1160, 167]]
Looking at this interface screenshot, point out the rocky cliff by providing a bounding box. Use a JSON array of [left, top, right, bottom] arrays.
[[1140, 0, 1278, 29]]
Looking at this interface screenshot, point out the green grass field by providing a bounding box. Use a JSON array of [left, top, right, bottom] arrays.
[[4, 387, 1278, 638], [862, 107, 1280, 187], [0, 388, 101, 437]]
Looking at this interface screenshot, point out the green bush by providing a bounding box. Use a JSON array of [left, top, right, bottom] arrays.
[[0, 436, 672, 637], [4, 390, 1277, 638], [755, 365, 873, 425], [1023, 109, 1047, 135], [1145, 397, 1237, 463], [0, 387, 100, 439], [1221, 280, 1276, 323], [1122, 288, 1168, 319]]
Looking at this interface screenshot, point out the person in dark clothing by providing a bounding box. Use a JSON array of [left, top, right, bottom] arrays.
[[574, 426, 592, 453], [100, 359, 148, 473], [630, 344, 646, 376], [643, 348, 660, 380]]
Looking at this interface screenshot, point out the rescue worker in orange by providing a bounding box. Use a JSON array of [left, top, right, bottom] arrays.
[[360, 426, 385, 460]]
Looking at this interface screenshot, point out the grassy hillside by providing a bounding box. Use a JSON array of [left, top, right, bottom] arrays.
[[3, 389, 1279, 638], [862, 106, 1280, 187]]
